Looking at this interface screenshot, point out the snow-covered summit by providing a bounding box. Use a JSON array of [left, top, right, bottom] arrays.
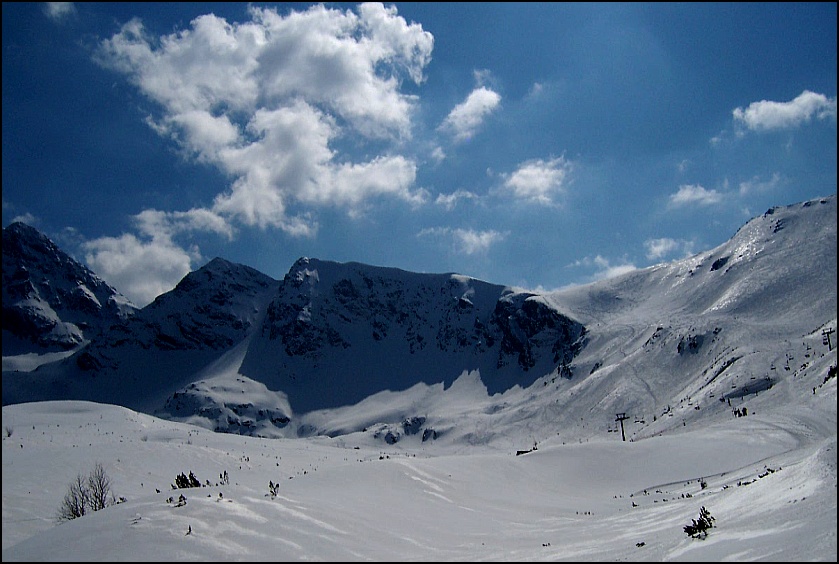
[[2, 196, 835, 446], [1, 256, 278, 413], [549, 195, 836, 326], [239, 256, 585, 414], [2, 222, 137, 356], [140, 256, 278, 350]]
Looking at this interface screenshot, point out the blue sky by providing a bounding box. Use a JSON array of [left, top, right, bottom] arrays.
[[3, 2, 836, 307]]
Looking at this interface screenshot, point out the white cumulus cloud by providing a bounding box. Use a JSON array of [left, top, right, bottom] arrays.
[[668, 184, 723, 208], [502, 157, 571, 205], [439, 87, 501, 142], [95, 3, 433, 237], [82, 232, 199, 308], [733, 90, 837, 131]]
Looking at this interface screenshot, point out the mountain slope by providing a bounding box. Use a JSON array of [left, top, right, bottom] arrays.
[[2, 196, 836, 447], [2, 222, 136, 357], [1, 257, 279, 413], [237, 257, 584, 414], [289, 195, 836, 447], [535, 195, 837, 441], [2, 196, 835, 562]]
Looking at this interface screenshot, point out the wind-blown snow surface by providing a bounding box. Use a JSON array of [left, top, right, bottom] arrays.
[[2, 196, 837, 561], [2, 386, 835, 561]]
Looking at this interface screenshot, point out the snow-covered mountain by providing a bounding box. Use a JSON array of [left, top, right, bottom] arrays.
[[1, 196, 835, 561], [2, 222, 137, 358], [2, 252, 585, 436], [2, 196, 836, 448], [2, 256, 279, 414], [239, 257, 584, 411]]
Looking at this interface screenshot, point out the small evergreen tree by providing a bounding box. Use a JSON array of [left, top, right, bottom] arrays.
[[174, 473, 190, 489], [173, 471, 202, 489], [684, 506, 715, 539]]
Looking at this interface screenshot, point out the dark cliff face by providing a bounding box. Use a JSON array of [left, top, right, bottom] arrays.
[[264, 258, 586, 370], [72, 258, 279, 373], [136, 258, 278, 352], [248, 258, 586, 409], [489, 293, 584, 371], [2, 222, 137, 354]]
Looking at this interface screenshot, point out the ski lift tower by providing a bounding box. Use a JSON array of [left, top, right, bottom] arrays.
[[615, 413, 629, 442], [823, 327, 834, 351]]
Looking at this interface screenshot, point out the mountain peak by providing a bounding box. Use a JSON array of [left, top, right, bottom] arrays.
[[2, 222, 137, 355], [2, 195, 835, 447], [203, 256, 237, 270], [4, 222, 67, 265]]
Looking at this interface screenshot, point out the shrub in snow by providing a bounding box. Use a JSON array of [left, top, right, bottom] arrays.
[[172, 471, 202, 489], [683, 506, 715, 539], [56, 462, 116, 522], [86, 462, 115, 510]]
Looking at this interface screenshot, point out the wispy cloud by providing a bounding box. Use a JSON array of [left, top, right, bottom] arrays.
[[668, 184, 723, 208], [43, 2, 76, 22], [733, 90, 837, 132], [430, 146, 446, 164], [644, 237, 695, 261], [11, 212, 38, 226], [569, 254, 636, 282], [418, 227, 506, 255], [438, 87, 501, 142], [3, 200, 38, 228], [133, 209, 235, 241], [527, 82, 544, 99], [738, 172, 782, 196], [435, 190, 478, 211], [501, 157, 571, 206]]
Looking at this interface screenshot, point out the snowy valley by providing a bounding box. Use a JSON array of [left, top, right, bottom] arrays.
[[2, 195, 836, 561]]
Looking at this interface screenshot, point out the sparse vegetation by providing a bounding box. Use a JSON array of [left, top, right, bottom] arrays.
[[684, 506, 715, 539], [56, 462, 116, 522], [172, 471, 202, 489]]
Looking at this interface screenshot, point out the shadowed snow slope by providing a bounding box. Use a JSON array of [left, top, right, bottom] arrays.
[[2, 222, 137, 357]]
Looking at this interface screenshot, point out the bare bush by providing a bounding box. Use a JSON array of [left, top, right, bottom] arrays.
[[56, 463, 116, 522], [57, 473, 90, 522], [87, 462, 116, 511]]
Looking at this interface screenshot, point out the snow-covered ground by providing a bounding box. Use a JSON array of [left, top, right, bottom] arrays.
[[1, 347, 80, 373], [3, 366, 835, 562]]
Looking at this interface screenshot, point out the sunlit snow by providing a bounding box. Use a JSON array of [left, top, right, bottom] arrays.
[[3, 197, 836, 561]]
